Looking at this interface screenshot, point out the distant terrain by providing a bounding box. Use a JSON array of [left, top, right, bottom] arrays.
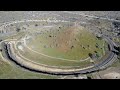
[[0, 11, 120, 79]]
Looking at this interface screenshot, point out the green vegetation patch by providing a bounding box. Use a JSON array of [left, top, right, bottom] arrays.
[[0, 54, 59, 79], [27, 25, 105, 61]]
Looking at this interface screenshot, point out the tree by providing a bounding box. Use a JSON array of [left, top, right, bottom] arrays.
[[87, 76, 92, 79], [87, 45, 90, 47], [94, 51, 97, 53], [112, 51, 119, 55], [114, 46, 120, 52], [88, 53, 93, 58], [71, 45, 74, 49], [96, 53, 100, 58], [59, 27, 61, 29], [0, 49, 2, 52], [35, 24, 38, 27], [117, 32, 120, 36], [118, 47, 120, 52], [112, 21, 120, 28], [49, 35, 52, 37], [16, 28, 21, 32], [117, 50, 120, 57]]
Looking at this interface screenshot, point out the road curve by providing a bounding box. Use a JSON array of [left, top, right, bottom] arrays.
[[0, 14, 118, 75], [3, 33, 116, 75]]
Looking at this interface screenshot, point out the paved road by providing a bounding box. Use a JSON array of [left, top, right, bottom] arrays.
[[0, 12, 118, 75], [72, 35, 116, 74], [3, 33, 116, 75]]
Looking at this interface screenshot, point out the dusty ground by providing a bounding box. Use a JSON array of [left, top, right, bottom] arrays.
[[92, 67, 120, 79], [0, 11, 120, 79]]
